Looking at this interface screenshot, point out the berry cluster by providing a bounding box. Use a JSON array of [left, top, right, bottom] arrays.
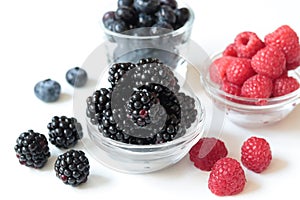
[[189, 136, 272, 196], [210, 25, 300, 105], [86, 57, 198, 145], [102, 0, 191, 34]]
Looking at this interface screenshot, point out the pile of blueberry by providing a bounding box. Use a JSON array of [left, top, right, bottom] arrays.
[[102, 0, 191, 34]]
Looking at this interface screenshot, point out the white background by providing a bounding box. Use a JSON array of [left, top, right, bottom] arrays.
[[1, 0, 300, 199]]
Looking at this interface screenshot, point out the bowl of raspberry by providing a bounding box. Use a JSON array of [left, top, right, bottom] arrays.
[[82, 57, 205, 174], [100, 0, 194, 68], [201, 25, 300, 128]]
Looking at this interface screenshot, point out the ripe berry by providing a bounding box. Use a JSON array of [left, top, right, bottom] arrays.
[[14, 130, 50, 169], [251, 45, 286, 79], [209, 56, 235, 84], [273, 76, 299, 97], [234, 31, 265, 59], [221, 81, 241, 96], [34, 79, 61, 102], [174, 8, 190, 29], [223, 43, 237, 57], [118, 0, 133, 7], [160, 0, 178, 9], [226, 58, 255, 86], [241, 136, 272, 173], [208, 157, 246, 196], [116, 6, 138, 25], [133, 0, 160, 14], [102, 11, 116, 28], [47, 116, 83, 149], [66, 67, 88, 87], [189, 137, 228, 171], [54, 149, 90, 186], [264, 25, 299, 68], [155, 5, 176, 25]]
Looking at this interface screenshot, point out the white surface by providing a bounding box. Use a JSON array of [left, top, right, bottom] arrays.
[[1, 0, 300, 199]]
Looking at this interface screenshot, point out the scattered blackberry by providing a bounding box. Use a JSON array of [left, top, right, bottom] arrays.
[[54, 149, 90, 187], [65, 67, 88, 87], [108, 62, 136, 88], [14, 130, 50, 169], [86, 88, 112, 125], [34, 78, 61, 102], [47, 116, 83, 149]]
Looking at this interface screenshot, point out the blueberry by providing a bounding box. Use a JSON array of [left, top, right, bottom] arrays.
[[133, 0, 160, 14], [156, 5, 176, 25], [137, 13, 155, 27], [118, 0, 133, 7], [174, 8, 190, 29], [66, 67, 88, 87], [34, 79, 61, 102], [160, 0, 178, 9], [112, 20, 129, 33], [116, 6, 138, 25], [102, 11, 116, 28]]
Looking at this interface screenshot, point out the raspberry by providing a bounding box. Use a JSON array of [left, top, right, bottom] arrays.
[[189, 137, 228, 171], [234, 31, 265, 58], [209, 56, 235, 84], [286, 45, 300, 70], [273, 76, 299, 97], [251, 45, 286, 79], [208, 157, 246, 196], [223, 43, 237, 57], [241, 136, 272, 173], [264, 25, 299, 68], [226, 58, 255, 86], [221, 81, 241, 96], [241, 74, 273, 100]]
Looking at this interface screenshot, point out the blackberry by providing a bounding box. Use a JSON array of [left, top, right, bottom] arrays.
[[86, 88, 112, 125], [47, 116, 83, 149], [108, 62, 136, 87], [66, 67, 88, 87], [177, 92, 197, 129], [34, 78, 61, 102], [14, 130, 50, 168], [54, 150, 90, 186]]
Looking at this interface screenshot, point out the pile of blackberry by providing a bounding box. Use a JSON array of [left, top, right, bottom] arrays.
[[86, 57, 198, 145], [102, 0, 191, 33]]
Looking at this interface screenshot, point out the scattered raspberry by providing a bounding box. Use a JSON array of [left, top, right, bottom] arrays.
[[223, 43, 237, 57], [264, 25, 299, 68], [226, 58, 256, 85], [209, 56, 235, 84], [241, 74, 273, 100], [234, 31, 265, 58], [221, 81, 241, 96], [208, 157, 246, 196], [189, 137, 228, 171], [241, 136, 272, 173], [273, 76, 300, 97], [251, 45, 286, 79]]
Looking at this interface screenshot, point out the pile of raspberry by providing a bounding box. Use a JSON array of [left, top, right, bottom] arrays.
[[209, 25, 300, 104]]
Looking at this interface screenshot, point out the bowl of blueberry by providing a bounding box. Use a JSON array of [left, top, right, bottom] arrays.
[[201, 25, 300, 128], [101, 0, 194, 67], [83, 56, 205, 174]]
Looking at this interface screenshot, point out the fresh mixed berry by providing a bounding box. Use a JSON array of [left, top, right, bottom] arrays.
[[47, 116, 83, 149], [34, 78, 61, 102], [66, 67, 88, 87], [14, 130, 51, 169], [54, 149, 90, 186], [209, 25, 300, 105], [102, 0, 191, 34], [86, 57, 198, 145]]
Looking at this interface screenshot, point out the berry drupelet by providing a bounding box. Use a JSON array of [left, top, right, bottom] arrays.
[[14, 130, 50, 168], [54, 149, 90, 186], [47, 116, 83, 149]]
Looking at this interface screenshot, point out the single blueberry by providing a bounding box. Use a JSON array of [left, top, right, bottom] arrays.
[[66, 67, 88, 87], [116, 6, 138, 25], [34, 79, 61, 102], [118, 0, 134, 7], [174, 8, 190, 29], [160, 0, 178, 9], [102, 11, 116, 28], [137, 13, 155, 27], [156, 5, 176, 25], [133, 0, 160, 14]]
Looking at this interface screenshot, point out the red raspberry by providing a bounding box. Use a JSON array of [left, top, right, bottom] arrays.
[[189, 137, 228, 171], [251, 45, 286, 79], [226, 58, 256, 86], [264, 25, 299, 68], [221, 81, 241, 96], [208, 157, 246, 196], [241, 74, 273, 100], [209, 56, 235, 84], [223, 43, 237, 57], [273, 76, 299, 97], [234, 31, 265, 58], [286, 45, 300, 70], [241, 136, 272, 173]]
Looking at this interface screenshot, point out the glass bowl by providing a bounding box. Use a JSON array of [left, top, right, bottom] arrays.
[[200, 53, 300, 128], [100, 0, 195, 68]]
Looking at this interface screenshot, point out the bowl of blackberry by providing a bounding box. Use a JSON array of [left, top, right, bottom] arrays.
[[201, 25, 300, 128], [84, 56, 205, 174], [101, 0, 194, 67]]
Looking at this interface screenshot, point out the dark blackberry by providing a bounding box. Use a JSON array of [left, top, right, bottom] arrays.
[[108, 62, 136, 88], [54, 149, 90, 187], [177, 92, 197, 129], [133, 0, 160, 14], [47, 116, 83, 149], [34, 78, 61, 102], [86, 88, 112, 125], [65, 67, 88, 87], [14, 130, 50, 169]]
